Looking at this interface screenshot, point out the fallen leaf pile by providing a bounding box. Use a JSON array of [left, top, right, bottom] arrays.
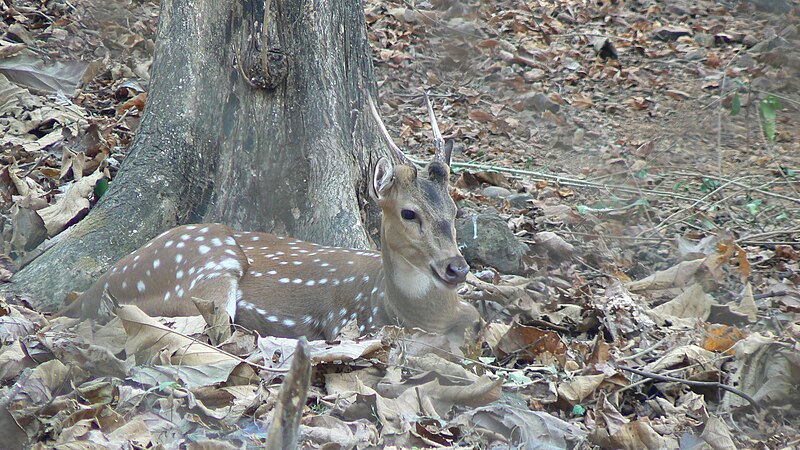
[[1, 0, 799, 448]]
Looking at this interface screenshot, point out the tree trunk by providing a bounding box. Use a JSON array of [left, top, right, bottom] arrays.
[[11, 0, 386, 312]]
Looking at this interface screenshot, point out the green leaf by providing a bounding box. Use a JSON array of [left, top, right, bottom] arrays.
[[700, 177, 721, 193], [730, 92, 741, 116], [94, 178, 109, 198], [760, 95, 781, 143], [506, 371, 534, 386], [746, 199, 762, 216], [776, 212, 789, 221], [672, 181, 690, 192], [478, 356, 496, 365], [572, 404, 586, 416]]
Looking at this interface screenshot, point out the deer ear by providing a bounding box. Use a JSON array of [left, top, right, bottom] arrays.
[[372, 157, 394, 200], [442, 140, 454, 166]]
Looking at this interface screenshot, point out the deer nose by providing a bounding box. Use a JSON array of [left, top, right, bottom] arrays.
[[443, 256, 469, 284]]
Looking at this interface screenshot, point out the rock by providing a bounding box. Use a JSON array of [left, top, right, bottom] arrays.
[[456, 214, 528, 275], [684, 50, 705, 61], [745, 0, 792, 13], [742, 34, 759, 48], [653, 26, 692, 42], [532, 232, 574, 263], [542, 204, 580, 224], [523, 68, 546, 82], [481, 186, 512, 198], [520, 92, 559, 113], [507, 193, 535, 209]]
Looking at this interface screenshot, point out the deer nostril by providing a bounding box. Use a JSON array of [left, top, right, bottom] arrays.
[[444, 257, 469, 283]]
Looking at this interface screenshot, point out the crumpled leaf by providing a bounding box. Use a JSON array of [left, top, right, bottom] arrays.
[[116, 305, 249, 387], [644, 345, 718, 373], [454, 404, 585, 449], [496, 323, 567, 366], [729, 333, 800, 411], [0, 303, 36, 343], [557, 374, 606, 405], [15, 359, 70, 404], [651, 283, 715, 321], [0, 55, 88, 94], [627, 259, 707, 292], [300, 415, 379, 449], [36, 167, 105, 236], [0, 340, 37, 382], [257, 335, 386, 369], [591, 416, 677, 450], [699, 415, 736, 450]]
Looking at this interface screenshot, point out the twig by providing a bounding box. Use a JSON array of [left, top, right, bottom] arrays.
[[565, 231, 671, 244], [617, 337, 666, 362], [671, 171, 800, 205], [638, 175, 749, 238], [420, 158, 702, 202], [737, 228, 800, 243], [617, 365, 760, 410]]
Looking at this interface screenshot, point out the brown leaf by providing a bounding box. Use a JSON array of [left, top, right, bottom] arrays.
[[468, 110, 494, 122], [496, 323, 567, 365], [702, 324, 747, 354], [117, 92, 147, 115], [572, 92, 594, 109], [37, 167, 105, 237]]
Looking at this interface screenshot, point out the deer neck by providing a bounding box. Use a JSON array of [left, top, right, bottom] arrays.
[[378, 244, 461, 333]]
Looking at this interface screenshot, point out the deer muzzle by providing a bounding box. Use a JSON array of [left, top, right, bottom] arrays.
[[432, 256, 469, 287]]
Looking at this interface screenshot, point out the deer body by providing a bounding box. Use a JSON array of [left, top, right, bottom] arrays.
[[78, 222, 476, 341], [75, 94, 480, 343]]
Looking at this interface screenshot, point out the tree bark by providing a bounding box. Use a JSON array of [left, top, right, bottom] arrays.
[[10, 0, 386, 312]]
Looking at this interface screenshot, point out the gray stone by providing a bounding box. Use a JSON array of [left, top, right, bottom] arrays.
[[481, 186, 512, 198], [507, 193, 535, 209], [521, 92, 559, 113], [745, 0, 792, 13], [456, 214, 528, 275]]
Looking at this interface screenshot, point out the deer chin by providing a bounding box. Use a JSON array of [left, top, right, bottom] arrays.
[[430, 265, 459, 289]]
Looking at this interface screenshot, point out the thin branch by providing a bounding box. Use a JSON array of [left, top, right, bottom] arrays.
[[618, 365, 760, 410], [671, 171, 800, 205], [737, 228, 800, 243]]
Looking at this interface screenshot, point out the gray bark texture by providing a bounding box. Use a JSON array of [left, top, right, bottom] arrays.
[[10, 0, 387, 311]]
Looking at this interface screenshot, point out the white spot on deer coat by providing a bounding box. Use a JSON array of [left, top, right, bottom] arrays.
[[199, 245, 211, 254], [137, 281, 146, 293]]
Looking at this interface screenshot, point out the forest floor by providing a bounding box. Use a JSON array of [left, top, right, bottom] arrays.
[[1, 0, 799, 448]]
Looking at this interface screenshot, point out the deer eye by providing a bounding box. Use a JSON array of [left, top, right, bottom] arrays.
[[401, 209, 417, 221]]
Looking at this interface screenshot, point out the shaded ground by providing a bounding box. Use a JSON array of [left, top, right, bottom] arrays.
[[1, 0, 799, 448]]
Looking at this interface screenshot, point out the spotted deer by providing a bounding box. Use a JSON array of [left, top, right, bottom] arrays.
[[74, 94, 480, 344]]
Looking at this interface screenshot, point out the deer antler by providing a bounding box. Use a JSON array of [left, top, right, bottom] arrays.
[[424, 91, 452, 164], [367, 93, 407, 164], [424, 90, 444, 153]]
